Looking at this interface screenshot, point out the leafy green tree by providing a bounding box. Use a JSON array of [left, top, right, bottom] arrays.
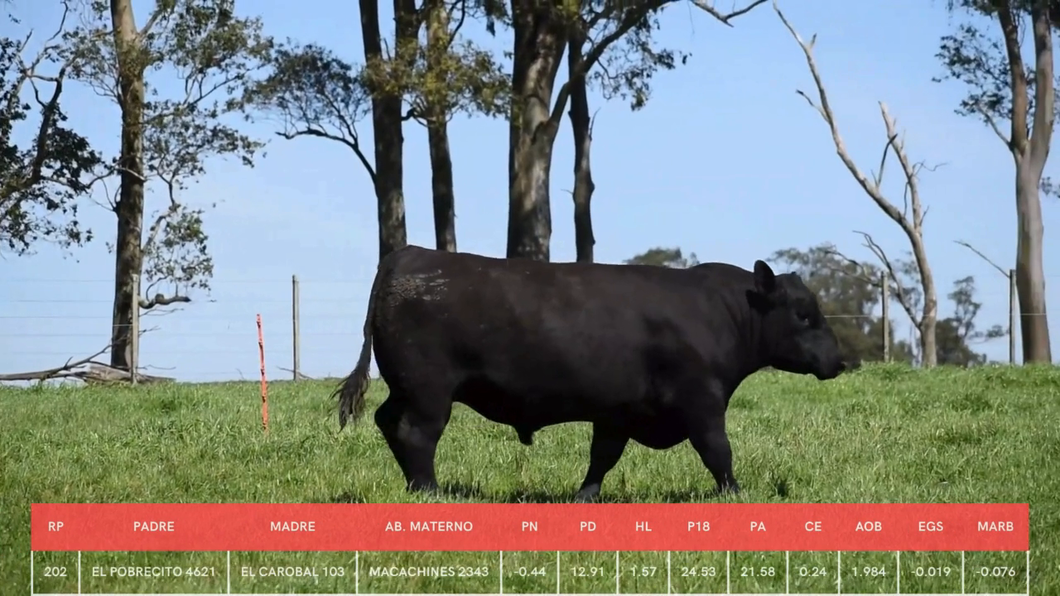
[[933, 0, 1055, 362], [506, 0, 768, 262], [0, 2, 102, 255], [936, 276, 1007, 366], [243, 1, 508, 258], [565, 3, 687, 263], [417, 0, 509, 251], [63, 0, 272, 370]]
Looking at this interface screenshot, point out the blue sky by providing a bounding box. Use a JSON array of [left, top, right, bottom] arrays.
[[1, 0, 1057, 382]]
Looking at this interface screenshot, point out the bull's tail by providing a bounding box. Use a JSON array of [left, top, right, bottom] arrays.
[[334, 251, 396, 430]]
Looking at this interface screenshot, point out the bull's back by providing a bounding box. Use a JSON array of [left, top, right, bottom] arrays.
[[378, 246, 718, 343], [372, 249, 744, 411]]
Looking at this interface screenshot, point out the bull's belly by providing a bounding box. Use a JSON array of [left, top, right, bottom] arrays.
[[625, 417, 688, 450], [457, 388, 595, 440], [451, 379, 579, 435], [456, 385, 687, 451]]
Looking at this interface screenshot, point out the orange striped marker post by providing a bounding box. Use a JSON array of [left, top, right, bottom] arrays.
[[257, 314, 268, 434]]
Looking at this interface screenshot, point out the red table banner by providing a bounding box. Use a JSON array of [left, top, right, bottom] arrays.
[[31, 503, 1029, 552]]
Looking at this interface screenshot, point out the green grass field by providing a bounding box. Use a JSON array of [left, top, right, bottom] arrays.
[[1, 363, 1057, 595]]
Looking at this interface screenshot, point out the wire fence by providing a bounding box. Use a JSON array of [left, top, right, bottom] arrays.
[[0, 271, 1056, 384]]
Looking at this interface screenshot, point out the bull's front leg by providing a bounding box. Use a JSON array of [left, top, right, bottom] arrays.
[[684, 385, 740, 495], [574, 424, 629, 502], [687, 415, 739, 495]]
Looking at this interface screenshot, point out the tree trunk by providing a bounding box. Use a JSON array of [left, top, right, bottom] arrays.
[[506, 3, 566, 262], [910, 236, 938, 368], [918, 285, 938, 368], [426, 0, 456, 252], [108, 0, 145, 371], [1015, 166, 1051, 362], [427, 125, 456, 252], [360, 0, 409, 260], [567, 32, 595, 263], [427, 124, 456, 252], [1012, 2, 1054, 363]]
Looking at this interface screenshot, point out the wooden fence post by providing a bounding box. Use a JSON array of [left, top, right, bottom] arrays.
[[292, 275, 301, 381], [881, 272, 890, 362], [1009, 269, 1017, 365]]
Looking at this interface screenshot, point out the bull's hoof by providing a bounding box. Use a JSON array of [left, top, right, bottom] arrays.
[[573, 489, 599, 503], [714, 482, 740, 497], [517, 429, 534, 446], [406, 480, 440, 493]]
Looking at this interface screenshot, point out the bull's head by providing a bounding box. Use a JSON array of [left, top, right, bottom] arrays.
[[747, 260, 845, 380]]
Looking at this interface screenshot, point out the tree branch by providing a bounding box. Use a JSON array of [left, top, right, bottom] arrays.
[[138, 293, 191, 309], [80, 163, 147, 191], [690, 0, 768, 27], [995, 0, 1029, 154], [974, 102, 1012, 148], [141, 172, 180, 260], [954, 240, 1010, 278], [819, 245, 881, 286], [547, 4, 663, 133], [138, 2, 168, 37], [8, 67, 65, 198], [0, 1, 75, 202], [1027, 1, 1055, 168], [0, 325, 168, 384], [854, 229, 921, 328], [775, 1, 922, 241], [275, 129, 376, 183], [0, 343, 113, 382], [879, 102, 926, 232], [871, 129, 894, 189], [549, 0, 765, 131]]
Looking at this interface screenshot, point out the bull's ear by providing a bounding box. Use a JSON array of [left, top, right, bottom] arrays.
[[753, 260, 776, 295]]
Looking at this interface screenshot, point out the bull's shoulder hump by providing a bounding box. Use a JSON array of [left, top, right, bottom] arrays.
[[387, 245, 484, 272], [690, 261, 753, 277], [378, 244, 433, 274]]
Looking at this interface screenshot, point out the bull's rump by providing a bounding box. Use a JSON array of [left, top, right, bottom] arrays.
[[370, 247, 745, 422]]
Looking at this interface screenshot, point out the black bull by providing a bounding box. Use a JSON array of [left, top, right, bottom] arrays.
[[335, 245, 857, 501]]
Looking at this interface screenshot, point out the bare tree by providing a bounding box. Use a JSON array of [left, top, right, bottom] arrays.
[[934, 0, 1054, 363], [775, 0, 939, 367]]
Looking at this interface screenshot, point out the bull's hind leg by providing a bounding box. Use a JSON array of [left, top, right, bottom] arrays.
[[574, 424, 629, 502], [374, 394, 412, 483], [374, 390, 452, 493]]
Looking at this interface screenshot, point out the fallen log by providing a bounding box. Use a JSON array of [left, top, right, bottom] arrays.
[[0, 346, 173, 385]]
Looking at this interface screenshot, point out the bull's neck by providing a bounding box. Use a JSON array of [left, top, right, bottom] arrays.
[[717, 292, 771, 394]]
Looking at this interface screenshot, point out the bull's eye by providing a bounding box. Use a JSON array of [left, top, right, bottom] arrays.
[[797, 312, 811, 325]]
